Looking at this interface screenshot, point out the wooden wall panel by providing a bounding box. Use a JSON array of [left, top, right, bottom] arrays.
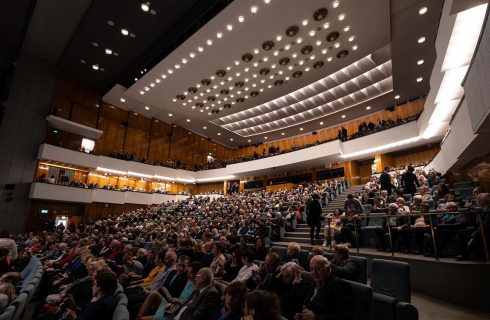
[[71, 103, 98, 128], [392, 147, 439, 168], [26, 200, 86, 232], [194, 182, 224, 194]]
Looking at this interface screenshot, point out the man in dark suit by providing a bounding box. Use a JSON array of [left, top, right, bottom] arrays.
[[380, 167, 395, 195], [307, 193, 323, 245], [295, 255, 354, 320], [330, 244, 358, 282], [172, 267, 221, 320]]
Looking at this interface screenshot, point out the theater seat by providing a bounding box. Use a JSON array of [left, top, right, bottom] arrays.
[[112, 304, 130, 320], [345, 280, 373, 320], [0, 305, 15, 320]]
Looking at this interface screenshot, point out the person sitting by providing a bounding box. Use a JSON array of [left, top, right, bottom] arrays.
[[215, 280, 247, 320], [434, 202, 470, 256], [209, 243, 226, 277], [283, 242, 308, 270], [330, 244, 358, 282], [234, 249, 258, 284], [243, 290, 283, 320], [277, 262, 310, 320], [294, 255, 353, 320], [63, 271, 117, 320], [325, 209, 343, 246]]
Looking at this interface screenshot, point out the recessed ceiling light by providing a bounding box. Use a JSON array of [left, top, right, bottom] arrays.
[[129, 33, 136, 38], [341, 114, 346, 118], [139, 91, 144, 95], [120, 98, 125, 102], [418, 36, 426, 44], [92, 42, 99, 47], [133, 112, 138, 116], [227, 24, 233, 31], [366, 106, 371, 110], [327, 57, 333, 61], [167, 69, 173, 74], [419, 7, 428, 15], [264, 136, 268, 139], [105, 48, 112, 55], [141, 2, 150, 11], [217, 32, 223, 39], [348, 36, 355, 42], [230, 138, 234, 141], [207, 39, 213, 45], [175, 64, 180, 69], [334, 42, 340, 48], [251, 6, 258, 14], [253, 48, 259, 54], [161, 74, 167, 79], [203, 126, 207, 129], [182, 58, 187, 64], [217, 133, 221, 135], [323, 22, 330, 29], [198, 46, 204, 52], [121, 28, 129, 36], [352, 45, 358, 50], [343, 26, 350, 32], [107, 20, 115, 26], [309, 30, 316, 37], [321, 49, 327, 54], [80, 59, 86, 64], [186, 119, 191, 122], [320, 121, 324, 125], [285, 44, 290, 50], [300, 127, 304, 131], [416, 77, 423, 82], [395, 95, 400, 99], [144, 106, 150, 110], [302, 19, 308, 26], [144, 87, 150, 91], [276, 35, 282, 41], [281, 132, 285, 135], [92, 64, 99, 70], [333, 1, 340, 8], [297, 37, 303, 44], [172, 98, 176, 102], [168, 113, 173, 117], [338, 13, 345, 21], [417, 59, 424, 65], [190, 52, 196, 58], [316, 40, 322, 46], [238, 15, 244, 23], [248, 139, 252, 142]]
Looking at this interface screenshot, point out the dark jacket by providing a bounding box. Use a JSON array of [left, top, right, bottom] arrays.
[[176, 284, 222, 320], [380, 171, 395, 194], [307, 199, 322, 227], [331, 258, 358, 282], [78, 293, 117, 320]]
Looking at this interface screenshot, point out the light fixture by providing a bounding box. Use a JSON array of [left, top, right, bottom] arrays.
[[141, 2, 150, 12], [217, 32, 223, 39], [144, 87, 150, 91], [217, 132, 221, 135], [203, 126, 207, 129], [190, 52, 196, 58], [281, 132, 285, 135], [348, 36, 355, 42], [302, 19, 308, 26], [320, 121, 324, 125], [338, 13, 345, 21], [198, 46, 204, 52], [327, 57, 333, 61], [333, 1, 340, 8], [238, 15, 245, 22], [254, 48, 259, 54], [316, 40, 322, 46], [416, 77, 423, 82], [156, 79, 160, 83], [395, 95, 400, 99], [144, 106, 150, 110], [323, 22, 330, 29], [352, 45, 358, 50], [264, 136, 268, 139], [139, 91, 144, 95], [107, 20, 114, 26], [230, 138, 234, 141], [276, 35, 282, 41], [251, 6, 258, 14], [417, 59, 424, 65], [207, 39, 213, 46], [334, 42, 340, 48], [168, 113, 173, 117], [105, 48, 112, 55], [121, 28, 129, 36], [175, 64, 180, 69], [186, 119, 191, 122], [120, 98, 126, 102], [341, 114, 346, 118], [419, 7, 428, 15], [418, 36, 426, 44], [343, 26, 350, 32], [309, 30, 316, 37], [297, 38, 303, 44], [182, 58, 187, 64], [92, 64, 99, 70], [299, 127, 304, 131], [227, 24, 233, 31], [366, 106, 371, 110]]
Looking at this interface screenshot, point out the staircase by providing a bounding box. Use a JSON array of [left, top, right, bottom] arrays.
[[273, 185, 365, 250]]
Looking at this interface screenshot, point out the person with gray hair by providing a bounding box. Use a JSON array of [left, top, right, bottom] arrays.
[[330, 244, 358, 282], [277, 261, 309, 320]]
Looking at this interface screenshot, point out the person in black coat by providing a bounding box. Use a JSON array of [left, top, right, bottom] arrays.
[[380, 167, 396, 195], [401, 166, 419, 197], [307, 194, 322, 245], [295, 255, 354, 320]]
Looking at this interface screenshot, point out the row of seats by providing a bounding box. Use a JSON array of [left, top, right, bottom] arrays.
[[113, 284, 130, 320], [0, 257, 43, 320]]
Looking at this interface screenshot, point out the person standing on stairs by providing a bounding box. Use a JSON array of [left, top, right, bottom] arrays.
[[307, 193, 323, 245]]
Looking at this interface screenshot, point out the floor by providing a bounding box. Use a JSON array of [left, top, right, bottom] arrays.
[[412, 291, 490, 320]]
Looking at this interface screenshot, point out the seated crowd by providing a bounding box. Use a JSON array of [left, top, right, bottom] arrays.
[[324, 165, 489, 261]]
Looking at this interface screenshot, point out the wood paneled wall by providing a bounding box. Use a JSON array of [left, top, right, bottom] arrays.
[[392, 147, 439, 168], [445, 154, 490, 192], [193, 182, 224, 195], [50, 72, 425, 170]]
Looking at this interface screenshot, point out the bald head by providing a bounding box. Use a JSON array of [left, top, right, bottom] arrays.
[[195, 267, 213, 289], [310, 255, 331, 285]]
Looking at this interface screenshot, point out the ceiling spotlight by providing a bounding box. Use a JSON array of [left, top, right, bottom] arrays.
[[419, 7, 428, 15], [264, 136, 268, 139], [322, 49, 327, 54], [217, 32, 223, 39], [302, 19, 308, 26], [264, 0, 271, 3], [121, 28, 129, 36], [299, 127, 304, 131], [168, 113, 173, 117], [333, 0, 340, 8], [416, 77, 423, 82], [418, 36, 426, 44], [327, 57, 333, 61], [186, 119, 191, 122], [334, 42, 340, 48], [292, 53, 297, 58], [309, 30, 316, 37], [320, 121, 324, 125], [417, 59, 424, 65], [120, 98, 125, 102], [251, 6, 258, 14], [238, 15, 245, 23], [297, 37, 303, 43], [161, 74, 167, 79], [198, 46, 204, 52], [107, 20, 115, 26], [341, 114, 346, 118], [129, 33, 136, 38], [316, 40, 322, 46], [156, 79, 160, 83], [276, 35, 282, 41], [190, 52, 196, 58], [144, 106, 150, 110], [230, 138, 234, 141], [167, 69, 173, 74], [80, 59, 86, 64], [217, 133, 221, 136], [343, 25, 350, 32], [338, 13, 345, 21], [395, 95, 400, 99], [141, 2, 150, 12], [92, 42, 99, 47], [175, 64, 180, 69], [139, 91, 144, 95], [366, 106, 371, 110], [207, 39, 213, 45], [105, 48, 112, 55], [348, 36, 355, 42], [323, 22, 330, 29], [92, 64, 99, 70], [144, 87, 150, 91], [227, 24, 233, 31], [352, 45, 358, 50], [254, 48, 259, 54]]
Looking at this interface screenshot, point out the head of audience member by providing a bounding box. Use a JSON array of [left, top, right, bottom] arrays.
[[136, 248, 147, 258], [0, 283, 16, 303], [333, 208, 343, 217], [444, 202, 458, 212], [223, 280, 247, 315], [0, 272, 21, 287], [195, 267, 213, 290], [164, 250, 177, 268], [476, 193, 490, 208], [212, 243, 223, 257], [413, 195, 423, 207], [310, 255, 331, 286], [279, 262, 299, 285], [155, 251, 166, 267], [332, 244, 349, 265], [383, 167, 390, 173], [255, 237, 265, 249], [419, 186, 427, 196], [0, 293, 9, 313], [176, 255, 190, 275], [240, 249, 255, 266], [420, 203, 429, 214], [263, 252, 281, 274], [388, 203, 399, 214], [380, 190, 388, 198], [243, 290, 282, 320], [0, 248, 8, 263], [92, 271, 117, 298], [188, 261, 201, 282], [311, 245, 325, 257], [287, 242, 300, 257]]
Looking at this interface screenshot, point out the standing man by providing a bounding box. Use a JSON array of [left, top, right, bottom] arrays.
[[307, 194, 322, 245], [380, 167, 395, 196]]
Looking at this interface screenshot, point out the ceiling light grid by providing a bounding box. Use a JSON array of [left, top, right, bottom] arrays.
[[168, 4, 358, 115], [214, 54, 378, 127], [229, 74, 393, 137], [222, 61, 390, 131]]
